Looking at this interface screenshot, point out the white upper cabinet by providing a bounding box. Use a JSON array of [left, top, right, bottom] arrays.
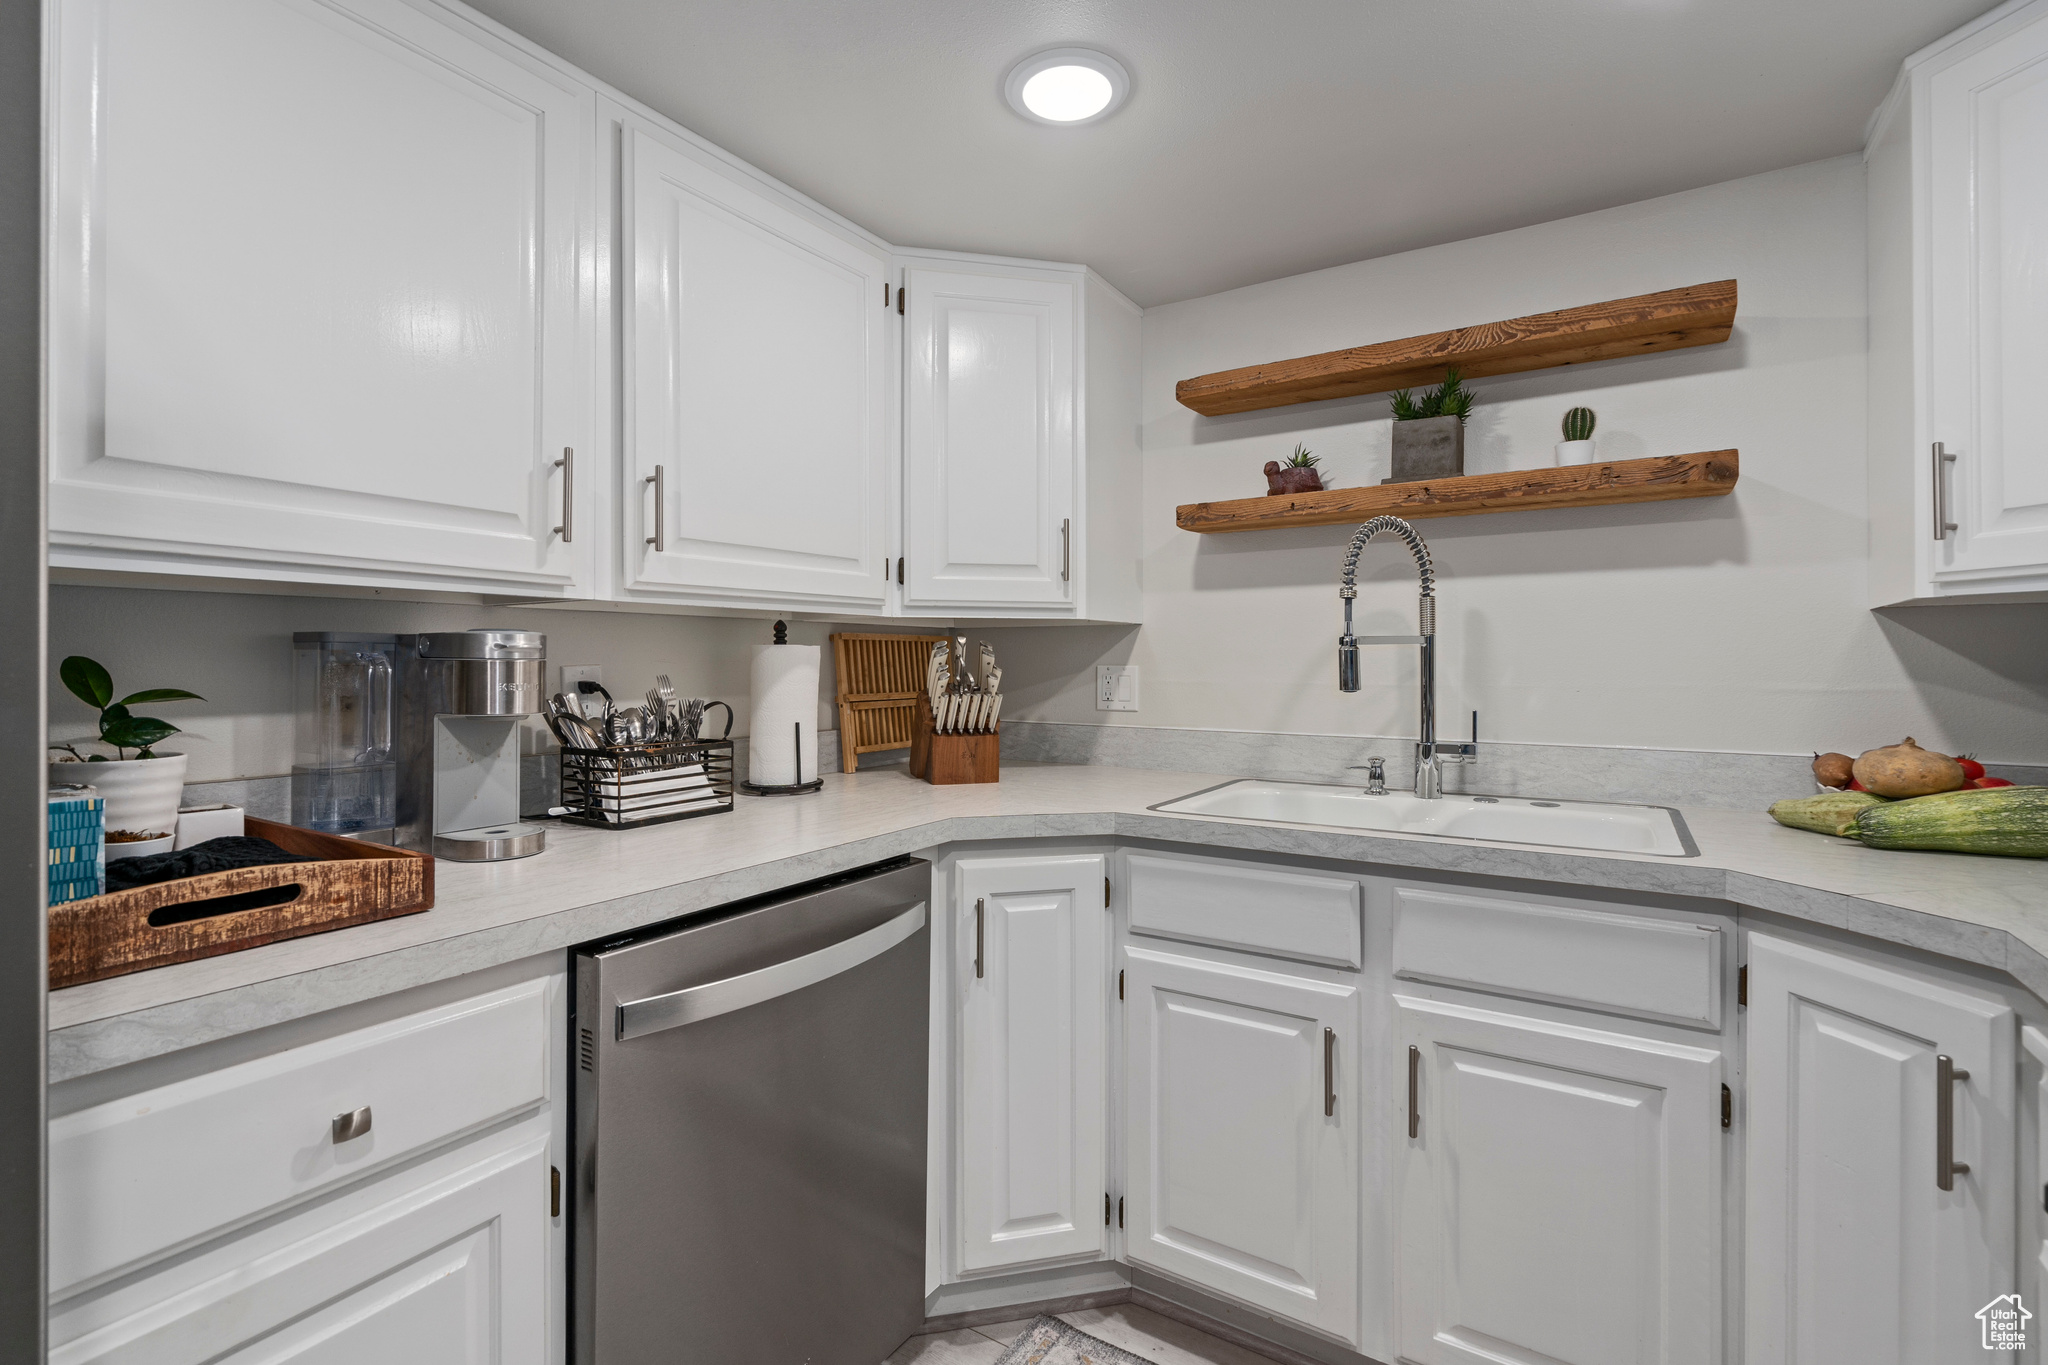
[[953, 853, 1108, 1274], [901, 264, 1078, 613], [1868, 0, 2048, 604], [47, 0, 595, 597], [620, 127, 891, 611]]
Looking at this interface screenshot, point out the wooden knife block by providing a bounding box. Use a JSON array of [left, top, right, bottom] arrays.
[[909, 697, 1000, 785]]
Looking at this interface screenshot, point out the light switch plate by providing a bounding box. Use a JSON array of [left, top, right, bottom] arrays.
[[561, 665, 603, 697], [1097, 665, 1139, 712]]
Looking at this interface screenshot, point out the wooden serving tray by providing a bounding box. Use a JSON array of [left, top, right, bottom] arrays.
[[49, 817, 434, 989]]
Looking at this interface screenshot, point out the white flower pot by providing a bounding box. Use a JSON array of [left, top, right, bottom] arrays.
[[1555, 439, 1595, 466], [106, 833, 176, 862], [48, 752, 188, 840]]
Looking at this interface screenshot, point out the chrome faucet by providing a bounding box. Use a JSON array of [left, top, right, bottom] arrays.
[[1337, 515, 1476, 798]]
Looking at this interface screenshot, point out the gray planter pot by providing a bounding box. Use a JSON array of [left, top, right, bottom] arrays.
[[1386, 415, 1465, 483]]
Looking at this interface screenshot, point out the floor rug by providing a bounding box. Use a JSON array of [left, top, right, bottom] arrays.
[[992, 1315, 1153, 1365]]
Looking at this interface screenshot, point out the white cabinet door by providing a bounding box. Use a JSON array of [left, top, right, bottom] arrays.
[[902, 266, 1077, 612], [1923, 2, 2048, 592], [1395, 994, 1723, 1365], [622, 128, 890, 610], [955, 854, 1107, 1272], [1745, 933, 2016, 1365], [1124, 943, 1360, 1342], [47, 0, 594, 596], [50, 1126, 551, 1365]]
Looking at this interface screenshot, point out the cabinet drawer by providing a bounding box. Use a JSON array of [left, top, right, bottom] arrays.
[[1125, 852, 1360, 967], [50, 978, 550, 1294], [1390, 886, 1722, 1028]]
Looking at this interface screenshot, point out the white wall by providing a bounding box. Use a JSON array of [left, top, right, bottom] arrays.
[[45, 585, 854, 783], [989, 155, 2048, 765]]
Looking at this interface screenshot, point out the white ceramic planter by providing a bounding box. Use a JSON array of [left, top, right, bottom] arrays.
[[106, 833, 176, 862], [1555, 439, 1595, 466], [48, 752, 187, 839]]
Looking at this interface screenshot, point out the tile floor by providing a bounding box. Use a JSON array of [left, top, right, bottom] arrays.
[[884, 1302, 1286, 1365]]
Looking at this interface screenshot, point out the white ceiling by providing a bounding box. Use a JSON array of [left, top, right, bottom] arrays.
[[465, 0, 1992, 306]]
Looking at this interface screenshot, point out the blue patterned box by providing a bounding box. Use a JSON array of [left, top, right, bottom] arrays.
[[48, 785, 105, 906]]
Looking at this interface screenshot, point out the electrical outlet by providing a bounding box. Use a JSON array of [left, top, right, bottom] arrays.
[[1096, 665, 1139, 712], [561, 665, 603, 697]]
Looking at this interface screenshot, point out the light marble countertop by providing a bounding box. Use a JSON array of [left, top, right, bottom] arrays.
[[47, 763, 2048, 1082]]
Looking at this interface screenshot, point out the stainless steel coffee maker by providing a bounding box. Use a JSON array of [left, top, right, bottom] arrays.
[[394, 630, 548, 861]]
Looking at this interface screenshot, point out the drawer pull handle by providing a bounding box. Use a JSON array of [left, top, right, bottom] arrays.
[[1323, 1028, 1336, 1117], [331, 1106, 373, 1143], [975, 897, 985, 980], [1937, 1053, 1970, 1191], [1407, 1045, 1421, 1139]]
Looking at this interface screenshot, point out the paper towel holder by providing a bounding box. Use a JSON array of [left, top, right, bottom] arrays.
[[738, 721, 825, 797]]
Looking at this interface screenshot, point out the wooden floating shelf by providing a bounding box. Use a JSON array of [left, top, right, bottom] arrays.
[[1176, 451, 1739, 534], [1175, 279, 1737, 416]]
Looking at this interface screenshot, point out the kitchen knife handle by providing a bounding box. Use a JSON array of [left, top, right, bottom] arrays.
[[553, 447, 574, 543]]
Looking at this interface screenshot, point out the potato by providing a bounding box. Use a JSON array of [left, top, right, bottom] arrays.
[[1852, 738, 1967, 799], [1812, 752, 1854, 788]]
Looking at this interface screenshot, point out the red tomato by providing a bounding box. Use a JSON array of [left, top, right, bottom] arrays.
[[1973, 776, 2016, 788], [1848, 778, 1868, 791], [1957, 756, 1986, 780]]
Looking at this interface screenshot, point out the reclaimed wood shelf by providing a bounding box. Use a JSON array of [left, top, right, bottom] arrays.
[[1175, 280, 1737, 416], [1176, 450, 1739, 533]]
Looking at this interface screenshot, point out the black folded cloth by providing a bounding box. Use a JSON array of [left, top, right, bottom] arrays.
[[106, 835, 321, 893]]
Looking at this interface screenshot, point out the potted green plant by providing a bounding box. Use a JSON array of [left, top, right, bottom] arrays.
[[47, 656, 204, 845], [1387, 369, 1475, 483], [1263, 443, 1325, 495], [1556, 406, 1596, 465]]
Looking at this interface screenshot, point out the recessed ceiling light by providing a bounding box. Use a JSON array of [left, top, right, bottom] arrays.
[[1005, 48, 1130, 126]]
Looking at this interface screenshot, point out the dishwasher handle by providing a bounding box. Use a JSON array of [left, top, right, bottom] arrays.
[[616, 901, 927, 1041]]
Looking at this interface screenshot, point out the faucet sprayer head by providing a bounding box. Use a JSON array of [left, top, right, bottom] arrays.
[[1337, 515, 1434, 692]]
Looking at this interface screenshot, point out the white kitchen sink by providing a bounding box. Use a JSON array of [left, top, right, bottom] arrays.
[[1152, 779, 1697, 857]]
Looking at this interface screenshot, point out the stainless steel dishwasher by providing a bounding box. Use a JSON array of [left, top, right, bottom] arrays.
[[571, 857, 930, 1365]]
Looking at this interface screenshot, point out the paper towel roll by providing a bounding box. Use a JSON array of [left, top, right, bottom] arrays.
[[748, 643, 821, 787]]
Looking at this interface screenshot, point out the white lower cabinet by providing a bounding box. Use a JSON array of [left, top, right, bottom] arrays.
[[1122, 943, 1360, 1343], [1744, 932, 2016, 1365], [1394, 993, 1724, 1365], [50, 1123, 552, 1365], [954, 854, 1109, 1273], [48, 974, 562, 1365]]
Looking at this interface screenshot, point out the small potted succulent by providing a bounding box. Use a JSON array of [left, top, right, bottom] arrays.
[[1556, 406, 1596, 465], [47, 655, 204, 848], [1387, 369, 1475, 483], [1263, 443, 1325, 495]]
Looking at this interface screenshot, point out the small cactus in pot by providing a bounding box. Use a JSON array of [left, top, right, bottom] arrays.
[[1555, 406, 1597, 465]]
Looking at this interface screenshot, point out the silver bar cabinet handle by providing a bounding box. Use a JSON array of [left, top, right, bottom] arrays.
[[1932, 442, 1957, 541], [617, 902, 926, 1040], [553, 447, 574, 542], [1937, 1053, 1970, 1191], [331, 1106, 372, 1143], [1323, 1028, 1336, 1117], [1407, 1045, 1421, 1139], [645, 466, 665, 551], [974, 897, 985, 980], [1060, 518, 1071, 581]]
